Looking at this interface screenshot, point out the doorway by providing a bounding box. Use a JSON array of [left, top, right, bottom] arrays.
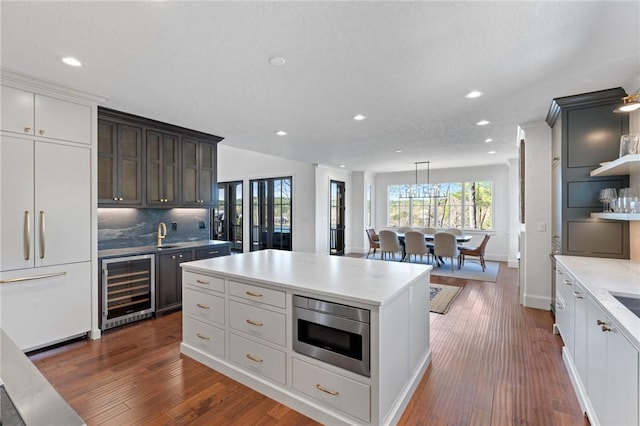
[[330, 180, 346, 255], [250, 177, 292, 251], [213, 181, 243, 252]]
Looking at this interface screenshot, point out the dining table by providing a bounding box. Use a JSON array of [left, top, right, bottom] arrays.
[[396, 232, 472, 263]]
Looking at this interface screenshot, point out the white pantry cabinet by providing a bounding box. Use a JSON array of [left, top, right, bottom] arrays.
[[0, 72, 103, 351], [1, 85, 91, 144]]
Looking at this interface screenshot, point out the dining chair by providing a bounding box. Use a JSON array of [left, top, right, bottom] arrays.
[[397, 226, 413, 233], [404, 231, 430, 264], [459, 234, 491, 271], [378, 230, 403, 261], [419, 227, 437, 234], [365, 228, 380, 259], [433, 232, 460, 272], [444, 228, 463, 236]]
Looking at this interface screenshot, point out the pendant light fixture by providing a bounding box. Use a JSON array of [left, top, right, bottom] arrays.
[[614, 92, 640, 113], [400, 161, 441, 199]]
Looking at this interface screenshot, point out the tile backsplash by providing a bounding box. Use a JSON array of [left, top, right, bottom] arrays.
[[98, 208, 210, 250]]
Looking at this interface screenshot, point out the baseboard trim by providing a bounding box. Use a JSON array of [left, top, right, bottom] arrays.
[[522, 294, 551, 310]]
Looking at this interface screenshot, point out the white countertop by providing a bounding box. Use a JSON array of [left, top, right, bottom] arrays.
[[180, 250, 432, 306], [555, 255, 640, 350]]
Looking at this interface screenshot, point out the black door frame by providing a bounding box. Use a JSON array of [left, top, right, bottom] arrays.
[[330, 180, 346, 255]]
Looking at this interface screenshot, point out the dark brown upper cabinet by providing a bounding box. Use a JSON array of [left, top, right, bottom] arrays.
[[146, 130, 179, 207], [182, 138, 217, 207], [97, 107, 223, 208], [98, 120, 143, 206]]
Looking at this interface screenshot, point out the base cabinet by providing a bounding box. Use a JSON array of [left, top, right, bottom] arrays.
[[157, 250, 193, 314]]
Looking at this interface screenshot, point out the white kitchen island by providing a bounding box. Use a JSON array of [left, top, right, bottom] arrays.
[[180, 250, 432, 426]]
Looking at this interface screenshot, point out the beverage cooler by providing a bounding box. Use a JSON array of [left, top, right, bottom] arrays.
[[101, 254, 155, 330]]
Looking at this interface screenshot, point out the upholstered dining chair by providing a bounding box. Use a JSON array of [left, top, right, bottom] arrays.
[[404, 231, 430, 264], [397, 226, 413, 233], [378, 230, 403, 261], [419, 227, 437, 234], [433, 232, 460, 272], [443, 228, 463, 236], [365, 228, 380, 259], [459, 234, 491, 271]]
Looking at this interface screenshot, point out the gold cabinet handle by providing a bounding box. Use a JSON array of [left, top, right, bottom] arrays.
[[246, 353, 263, 363], [39, 211, 45, 259], [24, 126, 31, 133], [118, 197, 123, 201], [573, 292, 584, 299], [246, 291, 263, 297], [316, 384, 339, 396], [171, 255, 176, 259], [601, 325, 611, 332], [196, 333, 210, 340], [597, 320, 606, 326], [246, 319, 263, 327], [24, 210, 30, 260], [196, 279, 209, 285], [196, 303, 210, 310], [0, 271, 66, 284], [113, 197, 119, 201], [39, 129, 45, 135], [179, 255, 183, 258], [563, 280, 572, 286]]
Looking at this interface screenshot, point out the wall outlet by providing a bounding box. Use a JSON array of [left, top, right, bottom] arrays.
[[171, 222, 177, 231], [199, 221, 206, 229]]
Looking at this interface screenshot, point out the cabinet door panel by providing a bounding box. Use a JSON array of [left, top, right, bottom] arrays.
[[586, 298, 607, 425], [0, 136, 35, 271], [35, 94, 91, 144], [606, 325, 639, 426], [35, 142, 91, 266], [1, 86, 34, 135], [158, 254, 178, 309], [98, 121, 117, 203], [118, 125, 142, 204]]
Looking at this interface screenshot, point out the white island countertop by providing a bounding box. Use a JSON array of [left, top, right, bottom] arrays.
[[180, 249, 432, 306], [555, 255, 640, 350]]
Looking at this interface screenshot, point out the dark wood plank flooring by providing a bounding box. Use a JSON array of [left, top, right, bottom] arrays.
[[29, 259, 587, 425]]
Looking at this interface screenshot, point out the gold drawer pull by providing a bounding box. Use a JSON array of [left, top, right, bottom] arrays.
[[24, 126, 31, 133], [597, 320, 606, 326], [196, 279, 209, 285], [246, 291, 263, 297], [246, 319, 263, 327], [39, 129, 45, 135], [196, 303, 210, 310], [316, 384, 339, 396], [0, 271, 66, 284], [246, 353, 263, 363], [196, 333, 210, 340], [601, 325, 612, 332]]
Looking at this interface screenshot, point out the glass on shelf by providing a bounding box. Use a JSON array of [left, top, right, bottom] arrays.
[[599, 188, 617, 212]]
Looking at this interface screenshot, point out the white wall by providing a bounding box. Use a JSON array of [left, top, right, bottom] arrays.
[[217, 145, 317, 253], [519, 121, 552, 310], [373, 164, 513, 262]]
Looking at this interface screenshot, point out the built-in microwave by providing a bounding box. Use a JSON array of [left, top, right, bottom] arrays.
[[292, 295, 370, 377]]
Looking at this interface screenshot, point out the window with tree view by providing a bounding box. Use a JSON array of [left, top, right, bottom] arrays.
[[388, 181, 493, 230]]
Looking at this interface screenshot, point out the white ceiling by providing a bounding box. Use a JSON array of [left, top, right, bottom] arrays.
[[2, 1, 639, 173]]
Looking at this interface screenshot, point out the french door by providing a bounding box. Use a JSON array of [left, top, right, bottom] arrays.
[[330, 180, 346, 255], [250, 177, 292, 251], [213, 181, 243, 252]]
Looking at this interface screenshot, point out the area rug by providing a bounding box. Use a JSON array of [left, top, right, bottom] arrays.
[[429, 258, 499, 282], [430, 283, 462, 314]]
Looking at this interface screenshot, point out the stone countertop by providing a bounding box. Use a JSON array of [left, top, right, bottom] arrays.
[[555, 255, 640, 351], [0, 330, 84, 426], [180, 249, 432, 306], [98, 239, 231, 259]]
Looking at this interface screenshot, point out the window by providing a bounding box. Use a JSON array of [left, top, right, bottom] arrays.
[[213, 181, 243, 252], [250, 177, 292, 251], [387, 181, 493, 230]]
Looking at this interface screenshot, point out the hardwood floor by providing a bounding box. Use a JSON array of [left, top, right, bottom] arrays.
[[29, 260, 587, 425]]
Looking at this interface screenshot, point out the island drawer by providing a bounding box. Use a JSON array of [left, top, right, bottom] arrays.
[[184, 287, 225, 325], [229, 281, 285, 309], [292, 358, 371, 423], [183, 316, 225, 358], [229, 333, 286, 384], [184, 272, 225, 294], [229, 300, 286, 346]]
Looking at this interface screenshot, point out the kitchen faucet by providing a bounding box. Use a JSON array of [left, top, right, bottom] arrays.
[[157, 222, 167, 246]]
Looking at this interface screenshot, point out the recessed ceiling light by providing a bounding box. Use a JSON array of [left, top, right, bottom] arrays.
[[61, 57, 82, 67], [488, 150, 497, 154], [269, 56, 286, 66], [340, 164, 346, 168], [476, 120, 490, 126], [395, 149, 402, 153], [353, 114, 366, 121], [465, 90, 483, 99], [275, 130, 287, 136], [485, 138, 493, 143]]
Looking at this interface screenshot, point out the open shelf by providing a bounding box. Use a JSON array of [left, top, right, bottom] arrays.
[[591, 212, 640, 221], [590, 154, 640, 177]]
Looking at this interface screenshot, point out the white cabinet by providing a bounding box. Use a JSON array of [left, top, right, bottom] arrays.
[[1, 85, 91, 144], [586, 296, 639, 426], [572, 281, 588, 389], [0, 136, 91, 271], [555, 265, 575, 357]]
